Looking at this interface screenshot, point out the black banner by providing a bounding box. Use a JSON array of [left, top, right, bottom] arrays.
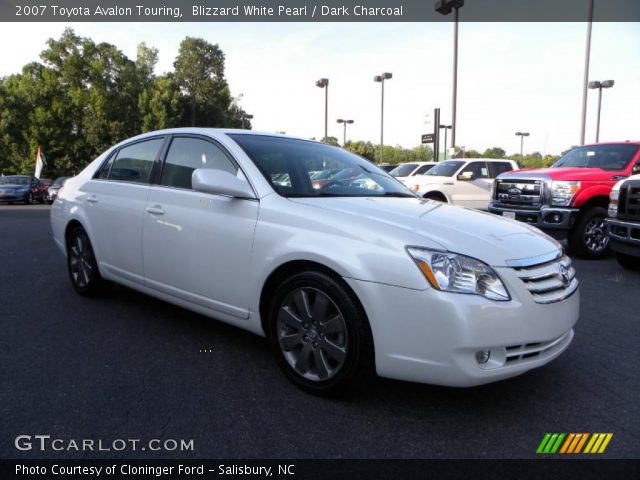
[[3, 459, 640, 480], [2, 0, 640, 22]]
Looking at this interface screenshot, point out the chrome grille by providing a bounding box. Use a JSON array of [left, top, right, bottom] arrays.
[[620, 181, 640, 221], [512, 253, 578, 304], [495, 178, 543, 206]]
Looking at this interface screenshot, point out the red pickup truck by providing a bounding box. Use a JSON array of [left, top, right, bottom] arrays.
[[488, 142, 640, 258]]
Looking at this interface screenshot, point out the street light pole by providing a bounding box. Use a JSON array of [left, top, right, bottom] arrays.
[[439, 125, 452, 159], [316, 78, 329, 141], [515, 132, 530, 156], [374, 72, 393, 163], [589, 80, 614, 142], [579, 0, 595, 145], [336, 119, 354, 147], [435, 0, 464, 150]]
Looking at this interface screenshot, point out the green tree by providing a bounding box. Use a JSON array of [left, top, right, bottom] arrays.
[[483, 147, 506, 158]]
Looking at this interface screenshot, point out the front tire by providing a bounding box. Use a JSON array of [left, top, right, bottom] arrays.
[[567, 207, 609, 259], [67, 227, 104, 296], [268, 271, 374, 396]]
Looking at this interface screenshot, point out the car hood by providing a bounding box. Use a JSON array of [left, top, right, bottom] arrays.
[[504, 167, 617, 181], [290, 197, 560, 267]]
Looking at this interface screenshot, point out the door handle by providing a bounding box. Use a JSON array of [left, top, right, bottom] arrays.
[[86, 195, 98, 204], [146, 205, 165, 216]]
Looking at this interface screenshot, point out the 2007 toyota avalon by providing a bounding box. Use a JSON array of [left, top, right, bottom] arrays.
[[51, 129, 579, 395]]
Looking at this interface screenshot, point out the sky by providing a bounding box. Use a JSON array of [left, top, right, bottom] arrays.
[[0, 21, 638, 156]]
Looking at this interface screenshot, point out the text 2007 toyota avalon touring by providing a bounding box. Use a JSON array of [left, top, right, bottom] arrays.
[[51, 129, 579, 394]]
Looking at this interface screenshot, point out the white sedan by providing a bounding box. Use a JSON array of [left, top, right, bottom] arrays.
[[51, 129, 579, 395]]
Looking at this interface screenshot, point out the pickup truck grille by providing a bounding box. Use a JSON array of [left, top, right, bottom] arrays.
[[495, 178, 543, 207], [618, 180, 640, 221], [512, 253, 578, 304]]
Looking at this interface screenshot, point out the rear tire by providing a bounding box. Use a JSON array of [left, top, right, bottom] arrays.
[[616, 252, 640, 270], [267, 270, 374, 396], [567, 207, 609, 259], [25, 192, 33, 205], [66, 226, 104, 296]]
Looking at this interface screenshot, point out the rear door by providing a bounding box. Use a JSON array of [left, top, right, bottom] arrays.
[[142, 134, 259, 319], [82, 136, 166, 285]]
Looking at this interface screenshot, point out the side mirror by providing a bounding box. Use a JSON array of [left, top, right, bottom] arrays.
[[632, 163, 640, 175], [457, 171, 475, 181], [192, 169, 256, 199]]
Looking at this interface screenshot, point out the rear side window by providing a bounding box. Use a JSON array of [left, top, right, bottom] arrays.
[[415, 164, 435, 175], [160, 137, 237, 190], [488, 162, 514, 177], [102, 138, 164, 183]]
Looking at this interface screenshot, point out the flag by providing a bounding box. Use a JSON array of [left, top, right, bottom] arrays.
[[35, 146, 47, 178]]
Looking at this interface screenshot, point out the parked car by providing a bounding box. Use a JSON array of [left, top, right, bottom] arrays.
[[389, 161, 437, 182], [0, 175, 46, 204], [607, 174, 640, 269], [47, 176, 70, 204], [489, 142, 640, 258], [406, 159, 519, 210], [379, 163, 397, 173], [51, 129, 579, 395]]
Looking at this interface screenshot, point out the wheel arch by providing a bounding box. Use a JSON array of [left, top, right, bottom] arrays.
[[258, 260, 371, 341], [422, 190, 449, 202]]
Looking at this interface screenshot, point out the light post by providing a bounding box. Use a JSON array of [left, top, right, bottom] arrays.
[[435, 0, 464, 150], [241, 113, 253, 129], [439, 125, 452, 159], [336, 119, 354, 147], [374, 72, 392, 163], [515, 132, 530, 157], [316, 78, 329, 142], [579, 0, 595, 145], [588, 80, 614, 142]]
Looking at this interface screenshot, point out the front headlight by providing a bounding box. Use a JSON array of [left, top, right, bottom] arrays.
[[551, 181, 580, 206], [407, 247, 510, 301], [608, 189, 619, 218]]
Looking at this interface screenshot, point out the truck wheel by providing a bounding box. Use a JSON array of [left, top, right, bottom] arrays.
[[616, 253, 640, 270], [567, 207, 609, 259], [424, 192, 447, 203]]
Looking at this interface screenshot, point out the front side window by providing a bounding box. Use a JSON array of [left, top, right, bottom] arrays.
[[161, 137, 237, 189], [228, 134, 415, 198], [553, 144, 639, 171], [460, 161, 489, 179], [106, 138, 164, 183]]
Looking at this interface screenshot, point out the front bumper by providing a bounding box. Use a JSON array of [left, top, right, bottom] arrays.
[[607, 218, 640, 257], [344, 268, 579, 387], [488, 203, 578, 237]]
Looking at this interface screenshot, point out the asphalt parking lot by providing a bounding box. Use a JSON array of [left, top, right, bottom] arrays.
[[1, 204, 639, 459]]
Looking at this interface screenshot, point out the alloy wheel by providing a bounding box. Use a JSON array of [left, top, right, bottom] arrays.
[[276, 287, 348, 382], [584, 217, 609, 254], [69, 234, 94, 288]]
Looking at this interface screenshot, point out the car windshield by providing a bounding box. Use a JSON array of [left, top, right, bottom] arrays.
[[228, 135, 416, 198], [553, 144, 639, 171], [389, 163, 418, 177], [425, 161, 464, 177], [0, 176, 30, 185]]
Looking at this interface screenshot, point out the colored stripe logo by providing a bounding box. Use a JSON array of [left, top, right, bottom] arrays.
[[537, 433, 613, 454]]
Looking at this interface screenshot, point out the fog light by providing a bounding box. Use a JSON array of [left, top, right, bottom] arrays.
[[475, 350, 491, 364]]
